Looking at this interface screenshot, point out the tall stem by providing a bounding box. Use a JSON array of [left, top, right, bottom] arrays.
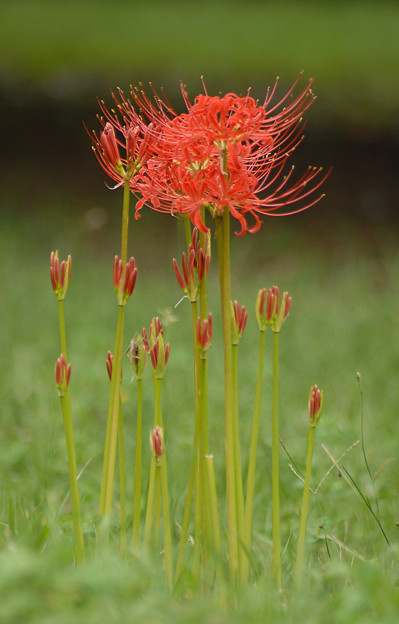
[[132, 378, 143, 551], [58, 299, 68, 361], [271, 331, 281, 590], [59, 388, 85, 564], [242, 329, 265, 582], [99, 181, 131, 522], [295, 425, 316, 588], [118, 401, 127, 559], [217, 209, 238, 585], [232, 343, 245, 584]]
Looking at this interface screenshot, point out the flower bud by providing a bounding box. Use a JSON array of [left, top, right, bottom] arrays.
[[309, 384, 323, 426], [197, 313, 213, 357], [55, 353, 71, 397], [150, 426, 164, 465], [231, 300, 248, 345], [50, 251, 72, 301]]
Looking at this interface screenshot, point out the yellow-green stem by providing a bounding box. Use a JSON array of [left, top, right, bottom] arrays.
[[154, 469, 161, 550], [232, 343, 245, 584], [294, 425, 316, 588], [175, 301, 199, 581], [99, 181, 131, 522], [160, 451, 173, 590], [58, 299, 68, 360], [120, 181, 130, 266], [242, 330, 265, 583], [271, 331, 282, 590], [217, 209, 238, 585], [143, 458, 156, 548], [59, 389, 85, 564], [198, 355, 212, 574], [100, 304, 125, 519], [132, 378, 143, 551], [118, 401, 127, 559]]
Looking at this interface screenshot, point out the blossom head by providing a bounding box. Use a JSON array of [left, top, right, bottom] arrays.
[[134, 75, 331, 235]]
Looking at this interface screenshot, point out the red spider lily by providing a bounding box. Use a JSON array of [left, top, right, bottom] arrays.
[[133, 75, 331, 235], [86, 90, 163, 188], [50, 251, 72, 300]]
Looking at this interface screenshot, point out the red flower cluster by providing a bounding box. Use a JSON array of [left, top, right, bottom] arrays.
[[90, 76, 330, 235]]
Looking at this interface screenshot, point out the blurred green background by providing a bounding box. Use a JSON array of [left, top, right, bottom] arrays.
[[1, 0, 398, 228]]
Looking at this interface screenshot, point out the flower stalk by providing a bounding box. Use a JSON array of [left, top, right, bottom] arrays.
[[55, 355, 85, 565], [294, 385, 323, 588]]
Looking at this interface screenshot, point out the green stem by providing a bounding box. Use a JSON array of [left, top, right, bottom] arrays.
[[232, 343, 245, 585], [271, 331, 281, 590], [184, 215, 192, 250], [175, 437, 197, 581], [154, 376, 163, 427], [160, 450, 174, 590], [100, 304, 125, 519], [132, 378, 143, 551], [120, 180, 130, 266], [175, 301, 199, 581], [118, 400, 127, 559], [198, 355, 212, 575], [99, 181, 131, 522], [143, 457, 156, 548], [242, 329, 265, 583], [59, 389, 85, 564], [58, 299, 68, 360], [154, 469, 161, 550], [217, 209, 238, 586], [295, 425, 316, 588]]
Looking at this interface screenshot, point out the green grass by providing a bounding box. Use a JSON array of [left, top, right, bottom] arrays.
[[1, 197, 398, 621], [1, 0, 399, 128]]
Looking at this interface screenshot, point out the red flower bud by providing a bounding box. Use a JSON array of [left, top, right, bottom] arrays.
[[55, 353, 71, 396]]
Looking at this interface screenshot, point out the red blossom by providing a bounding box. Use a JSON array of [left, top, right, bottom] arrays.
[[89, 76, 330, 235], [133, 75, 331, 235]]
